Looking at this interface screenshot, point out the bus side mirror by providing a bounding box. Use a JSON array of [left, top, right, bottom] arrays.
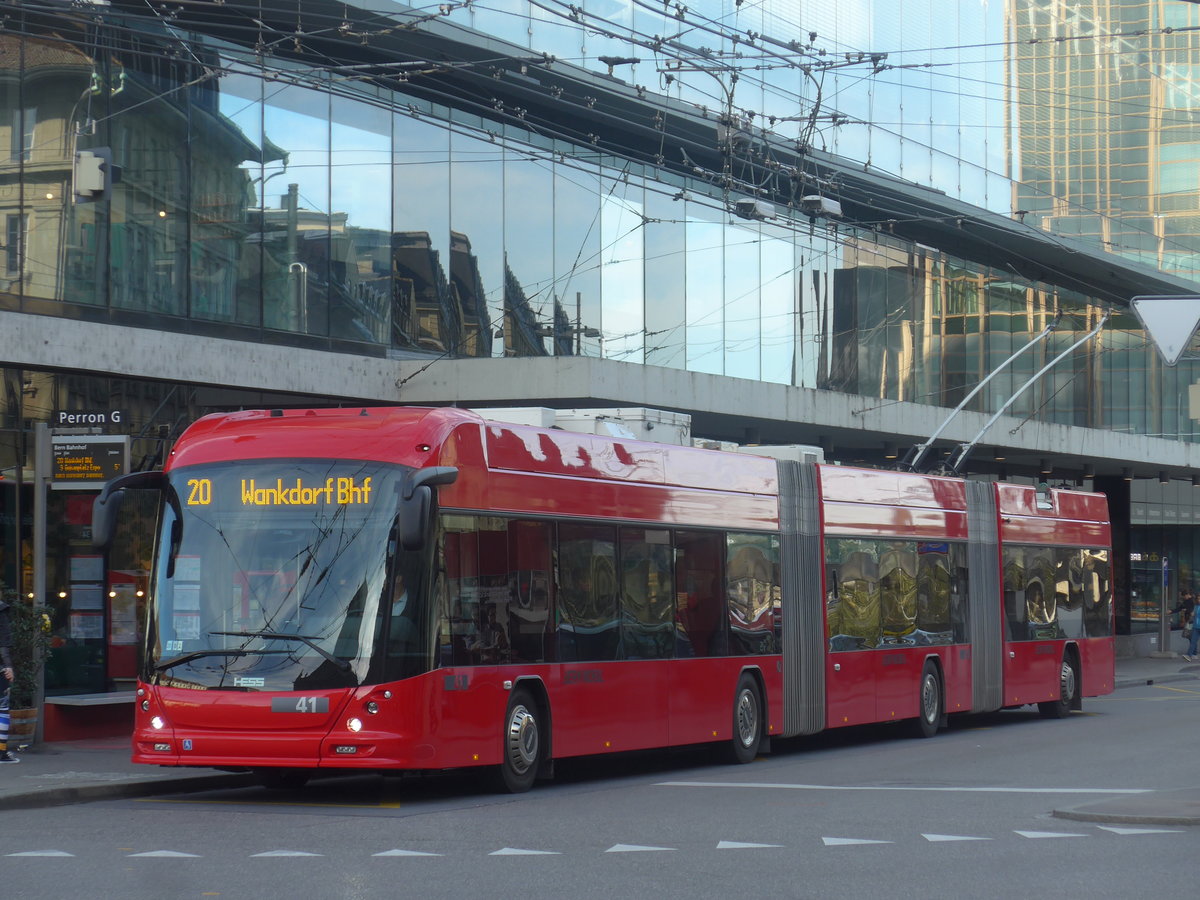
[[398, 486, 432, 551], [93, 470, 166, 551], [397, 466, 458, 551]]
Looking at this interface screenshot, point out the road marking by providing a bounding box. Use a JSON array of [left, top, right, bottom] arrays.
[[717, 841, 783, 850], [1015, 831, 1086, 839], [1096, 826, 1184, 835], [921, 834, 990, 842], [373, 849, 442, 857], [822, 837, 892, 846], [1154, 685, 1200, 695], [490, 847, 560, 856], [5, 850, 74, 857], [605, 844, 674, 853], [251, 850, 323, 857], [138, 797, 403, 810], [657, 781, 1150, 794], [128, 850, 202, 858]]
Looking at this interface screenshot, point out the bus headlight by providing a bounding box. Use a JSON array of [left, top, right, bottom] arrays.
[[365, 701, 378, 715], [347, 717, 363, 732], [150, 716, 166, 730]]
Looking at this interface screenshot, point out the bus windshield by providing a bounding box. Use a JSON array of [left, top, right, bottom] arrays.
[[147, 459, 417, 692]]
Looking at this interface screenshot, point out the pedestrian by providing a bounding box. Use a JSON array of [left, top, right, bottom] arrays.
[[1184, 599, 1200, 662], [1172, 589, 1195, 632], [0, 596, 16, 763]]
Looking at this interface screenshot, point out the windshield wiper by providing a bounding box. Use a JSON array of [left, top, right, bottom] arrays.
[[155, 649, 249, 672], [210, 631, 352, 672]]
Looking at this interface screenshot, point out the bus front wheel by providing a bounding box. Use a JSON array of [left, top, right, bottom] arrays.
[[496, 688, 542, 793], [726, 674, 762, 764]]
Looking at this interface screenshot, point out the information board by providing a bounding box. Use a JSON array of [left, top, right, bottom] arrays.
[[51, 434, 130, 489]]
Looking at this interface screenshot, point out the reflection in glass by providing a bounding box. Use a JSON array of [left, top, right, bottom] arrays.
[[262, 77, 330, 336]]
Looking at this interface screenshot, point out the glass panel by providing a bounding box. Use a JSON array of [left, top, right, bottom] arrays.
[[149, 460, 405, 690], [451, 129, 503, 356], [724, 220, 759, 379], [441, 514, 508, 667], [1083, 549, 1112, 637], [879, 541, 917, 644], [686, 205, 724, 374], [726, 532, 779, 655], [825, 538, 880, 650], [107, 51, 187, 316], [214, 69, 265, 326], [675, 530, 727, 657], [760, 223, 795, 384], [556, 522, 618, 661], [553, 150, 600, 356], [504, 148, 555, 356], [600, 172, 644, 362], [914, 542, 956, 645], [505, 520, 553, 663], [619, 527, 673, 659], [262, 78, 330, 336], [643, 187, 686, 369], [330, 92, 391, 346]]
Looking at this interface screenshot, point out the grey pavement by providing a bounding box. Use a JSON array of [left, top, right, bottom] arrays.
[[0, 654, 1196, 821]]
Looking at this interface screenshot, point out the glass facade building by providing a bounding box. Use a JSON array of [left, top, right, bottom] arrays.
[[2, 0, 1200, 692]]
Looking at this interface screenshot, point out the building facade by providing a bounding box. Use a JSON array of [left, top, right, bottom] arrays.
[[2, 0, 1200, 693]]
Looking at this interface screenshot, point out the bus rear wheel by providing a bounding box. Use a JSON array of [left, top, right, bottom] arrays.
[[1038, 656, 1078, 719], [726, 674, 762, 764], [496, 688, 542, 793], [911, 662, 942, 739]]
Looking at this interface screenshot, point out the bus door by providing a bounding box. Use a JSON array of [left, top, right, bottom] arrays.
[[823, 546, 878, 727], [1001, 548, 1063, 705]]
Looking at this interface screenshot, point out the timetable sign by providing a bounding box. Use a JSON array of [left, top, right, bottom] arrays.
[[51, 435, 130, 489]]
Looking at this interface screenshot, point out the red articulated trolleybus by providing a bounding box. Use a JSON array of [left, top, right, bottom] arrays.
[[92, 406, 1114, 791]]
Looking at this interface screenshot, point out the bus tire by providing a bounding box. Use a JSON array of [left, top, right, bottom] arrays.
[[497, 688, 542, 793], [256, 769, 310, 790], [726, 674, 762, 764], [1038, 655, 1078, 719], [911, 662, 942, 739]]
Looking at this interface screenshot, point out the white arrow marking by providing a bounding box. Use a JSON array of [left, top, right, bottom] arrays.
[[1015, 831, 1086, 839], [921, 834, 991, 842], [490, 847, 560, 856], [1096, 826, 1183, 836], [372, 849, 443, 857], [717, 841, 784, 850], [605, 844, 674, 853], [822, 837, 892, 846], [251, 850, 323, 857], [128, 850, 202, 858], [6, 850, 75, 857]]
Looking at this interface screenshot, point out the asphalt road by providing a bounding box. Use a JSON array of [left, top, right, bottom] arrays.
[[3, 681, 1195, 899]]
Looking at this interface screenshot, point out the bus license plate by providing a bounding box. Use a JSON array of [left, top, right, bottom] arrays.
[[271, 696, 330, 713]]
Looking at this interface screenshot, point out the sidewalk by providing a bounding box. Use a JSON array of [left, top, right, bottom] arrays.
[[0, 655, 1196, 818]]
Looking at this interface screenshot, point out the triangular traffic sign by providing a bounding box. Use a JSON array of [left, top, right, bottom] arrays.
[[1130, 295, 1200, 366]]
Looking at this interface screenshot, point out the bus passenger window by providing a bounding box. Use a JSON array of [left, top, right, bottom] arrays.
[[824, 539, 880, 650], [556, 523, 619, 662], [675, 531, 726, 658]]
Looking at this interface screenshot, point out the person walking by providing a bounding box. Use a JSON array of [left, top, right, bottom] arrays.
[[1184, 601, 1200, 662], [0, 596, 16, 763]]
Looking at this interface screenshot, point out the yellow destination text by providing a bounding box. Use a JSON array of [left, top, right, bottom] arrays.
[[240, 477, 373, 506]]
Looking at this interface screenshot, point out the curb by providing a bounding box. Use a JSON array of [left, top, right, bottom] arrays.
[[0, 772, 258, 812], [1114, 672, 1200, 689], [1052, 806, 1200, 827]]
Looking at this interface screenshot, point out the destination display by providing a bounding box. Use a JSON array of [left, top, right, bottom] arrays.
[[184, 474, 376, 507]]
